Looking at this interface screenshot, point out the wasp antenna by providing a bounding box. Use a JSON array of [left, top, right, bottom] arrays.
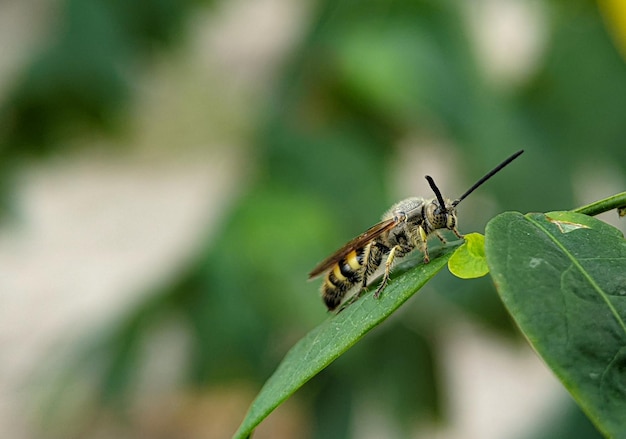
[[426, 176, 447, 211], [452, 150, 524, 207]]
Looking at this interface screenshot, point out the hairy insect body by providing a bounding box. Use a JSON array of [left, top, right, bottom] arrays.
[[320, 197, 461, 310], [310, 150, 524, 312], [320, 244, 371, 310]]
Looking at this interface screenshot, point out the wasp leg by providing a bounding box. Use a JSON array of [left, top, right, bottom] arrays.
[[337, 287, 367, 313], [434, 230, 447, 244], [417, 225, 431, 263], [362, 242, 386, 289], [451, 227, 464, 240], [360, 243, 373, 289], [374, 244, 411, 298]]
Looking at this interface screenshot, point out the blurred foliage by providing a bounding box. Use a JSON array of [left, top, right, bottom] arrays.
[[2, 0, 625, 437], [522, 398, 604, 439], [0, 0, 207, 157]]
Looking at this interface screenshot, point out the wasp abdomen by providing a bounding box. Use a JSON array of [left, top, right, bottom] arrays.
[[322, 246, 369, 310]]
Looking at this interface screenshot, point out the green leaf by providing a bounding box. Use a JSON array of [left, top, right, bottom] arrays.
[[485, 211, 626, 438], [448, 232, 489, 279], [233, 245, 457, 439]]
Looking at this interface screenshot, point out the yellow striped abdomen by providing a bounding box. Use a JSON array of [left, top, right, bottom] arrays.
[[321, 245, 369, 310]]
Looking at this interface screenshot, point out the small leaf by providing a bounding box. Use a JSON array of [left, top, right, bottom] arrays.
[[448, 232, 489, 279], [486, 211, 626, 438], [233, 245, 458, 439]]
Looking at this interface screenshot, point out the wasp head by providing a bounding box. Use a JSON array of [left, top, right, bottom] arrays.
[[422, 150, 524, 237], [425, 176, 458, 231], [426, 198, 457, 230]]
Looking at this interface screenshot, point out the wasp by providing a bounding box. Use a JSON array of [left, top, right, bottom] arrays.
[[309, 150, 524, 311]]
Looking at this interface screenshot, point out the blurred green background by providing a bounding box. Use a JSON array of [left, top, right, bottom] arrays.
[[1, 0, 625, 438]]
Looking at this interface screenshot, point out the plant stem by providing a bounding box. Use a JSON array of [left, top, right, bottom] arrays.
[[572, 192, 626, 217]]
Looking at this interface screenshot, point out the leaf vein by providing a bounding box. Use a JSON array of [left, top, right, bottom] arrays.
[[526, 216, 626, 337]]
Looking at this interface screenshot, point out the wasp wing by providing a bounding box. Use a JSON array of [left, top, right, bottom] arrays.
[[308, 218, 398, 279]]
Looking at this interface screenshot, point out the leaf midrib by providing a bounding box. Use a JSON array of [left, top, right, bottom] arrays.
[[526, 215, 626, 336]]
